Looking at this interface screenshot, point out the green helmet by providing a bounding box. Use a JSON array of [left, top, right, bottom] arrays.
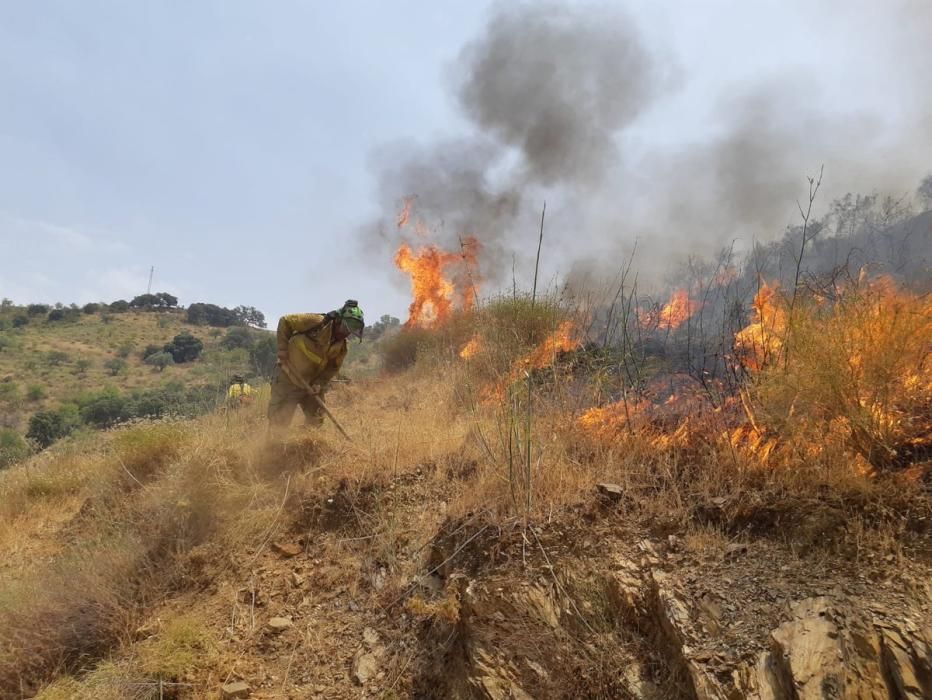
[[339, 300, 364, 337]]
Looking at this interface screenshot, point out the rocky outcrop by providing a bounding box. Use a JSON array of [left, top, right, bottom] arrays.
[[606, 551, 932, 700], [413, 527, 930, 700]]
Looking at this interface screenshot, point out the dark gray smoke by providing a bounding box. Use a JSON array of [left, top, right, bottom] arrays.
[[456, 2, 661, 186], [367, 2, 663, 285], [367, 1, 932, 296]]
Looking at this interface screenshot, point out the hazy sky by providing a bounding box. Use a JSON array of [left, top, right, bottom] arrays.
[[0, 1, 927, 322]]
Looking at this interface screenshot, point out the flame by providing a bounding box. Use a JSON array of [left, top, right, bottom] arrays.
[[734, 281, 784, 371], [484, 321, 579, 401], [524, 321, 577, 368], [727, 425, 778, 463], [459, 336, 483, 360], [396, 196, 414, 229], [578, 400, 646, 440], [642, 289, 700, 330], [394, 237, 480, 328]]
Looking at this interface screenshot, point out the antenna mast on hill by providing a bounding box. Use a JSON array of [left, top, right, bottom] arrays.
[[146, 266, 154, 294]]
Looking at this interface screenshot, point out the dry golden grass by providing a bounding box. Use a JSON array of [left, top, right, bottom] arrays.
[[1, 283, 928, 695]]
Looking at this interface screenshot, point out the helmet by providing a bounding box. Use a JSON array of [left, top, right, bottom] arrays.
[[339, 300, 364, 338]]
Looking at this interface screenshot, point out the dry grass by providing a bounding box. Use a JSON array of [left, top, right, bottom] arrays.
[[0, 400, 287, 695], [1, 282, 928, 694]]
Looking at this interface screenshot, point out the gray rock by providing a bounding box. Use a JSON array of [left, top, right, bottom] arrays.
[[221, 680, 250, 698], [272, 541, 303, 558], [353, 651, 380, 685], [267, 616, 293, 633], [596, 482, 624, 499], [363, 627, 380, 648]]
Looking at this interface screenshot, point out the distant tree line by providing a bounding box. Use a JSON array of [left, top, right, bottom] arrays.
[[365, 314, 401, 341], [0, 294, 266, 330], [185, 303, 266, 328]]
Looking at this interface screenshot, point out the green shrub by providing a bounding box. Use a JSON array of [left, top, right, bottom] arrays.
[[12, 315, 28, 328], [26, 406, 80, 449], [221, 327, 254, 350], [164, 333, 203, 363], [79, 389, 129, 428], [47, 308, 79, 323], [26, 385, 46, 402], [116, 341, 135, 358], [0, 429, 29, 468], [249, 335, 277, 378], [103, 358, 127, 376], [45, 351, 69, 366], [185, 302, 238, 327], [0, 382, 22, 407], [26, 304, 49, 317], [144, 351, 174, 372]]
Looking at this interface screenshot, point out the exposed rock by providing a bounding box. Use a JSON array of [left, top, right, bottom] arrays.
[[468, 645, 533, 700], [876, 620, 932, 699], [769, 597, 845, 698], [725, 542, 749, 558], [596, 482, 624, 500], [272, 541, 303, 558], [416, 573, 444, 593], [603, 551, 932, 700], [362, 627, 380, 649], [267, 617, 293, 633], [353, 650, 380, 685], [523, 585, 560, 629], [221, 680, 250, 698]]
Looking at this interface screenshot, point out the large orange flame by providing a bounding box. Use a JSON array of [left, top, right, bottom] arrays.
[[394, 197, 481, 327], [642, 289, 700, 330], [734, 281, 784, 370]]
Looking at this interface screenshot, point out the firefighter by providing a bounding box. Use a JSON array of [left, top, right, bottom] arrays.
[[226, 374, 255, 407], [267, 300, 364, 430]]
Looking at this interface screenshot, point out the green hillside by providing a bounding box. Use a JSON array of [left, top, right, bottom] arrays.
[[0, 301, 277, 464], [0, 299, 389, 469]]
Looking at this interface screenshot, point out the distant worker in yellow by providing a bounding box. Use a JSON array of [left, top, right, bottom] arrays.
[[268, 300, 364, 430], [226, 374, 255, 407]]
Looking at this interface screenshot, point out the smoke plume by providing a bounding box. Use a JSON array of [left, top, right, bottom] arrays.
[[456, 2, 661, 186], [368, 1, 932, 296]]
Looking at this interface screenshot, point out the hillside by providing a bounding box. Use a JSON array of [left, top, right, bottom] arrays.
[[0, 310, 223, 405], [0, 281, 929, 699], [0, 302, 279, 464]]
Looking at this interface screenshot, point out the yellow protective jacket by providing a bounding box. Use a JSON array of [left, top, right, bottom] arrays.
[[227, 383, 254, 400], [276, 313, 347, 387]]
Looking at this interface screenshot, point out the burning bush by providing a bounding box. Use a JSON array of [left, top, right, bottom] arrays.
[[744, 276, 931, 472]]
